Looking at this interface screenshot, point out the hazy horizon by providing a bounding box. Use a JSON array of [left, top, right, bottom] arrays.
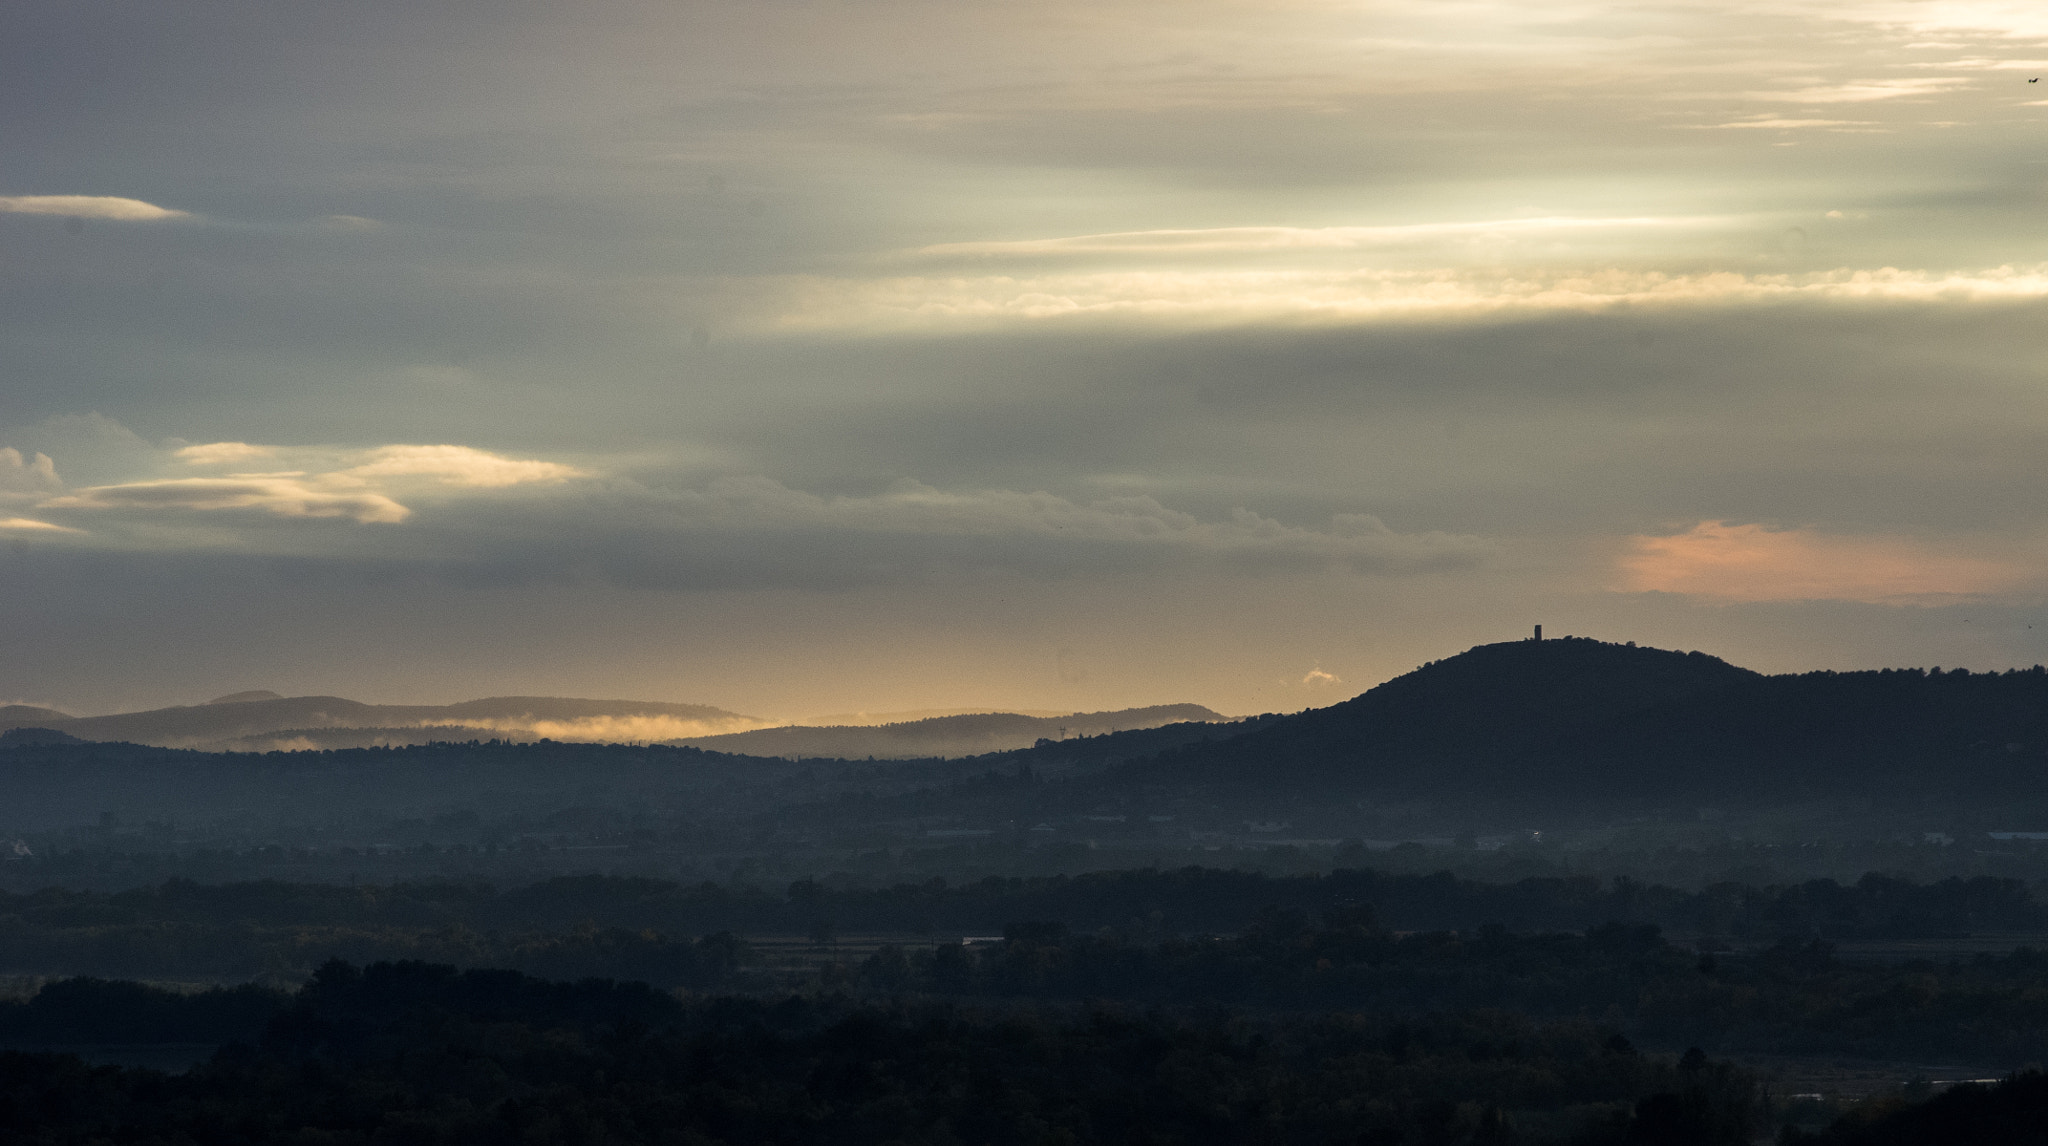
[[7, 1, 2048, 718], [6, 627, 2036, 727]]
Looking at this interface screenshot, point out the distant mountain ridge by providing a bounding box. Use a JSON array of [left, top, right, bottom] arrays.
[[0, 705, 70, 727], [673, 704, 1228, 759], [0, 694, 768, 751], [7, 638, 2048, 845], [15, 636, 2048, 819], [0, 693, 1230, 756]]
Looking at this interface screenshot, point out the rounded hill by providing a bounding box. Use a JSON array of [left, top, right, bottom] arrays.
[[1153, 637, 1759, 794]]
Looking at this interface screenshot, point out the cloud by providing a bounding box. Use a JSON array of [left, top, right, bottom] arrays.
[[317, 214, 385, 231], [452, 476, 1492, 591], [174, 442, 278, 466], [1695, 117, 1878, 130], [0, 517, 78, 534], [22, 440, 591, 539], [45, 476, 411, 524], [0, 195, 189, 221], [0, 449, 61, 495], [1837, 2, 2048, 39], [12, 447, 1496, 592], [918, 217, 1718, 258], [1301, 668, 1341, 686], [1614, 521, 2032, 604], [342, 444, 586, 487], [665, 478, 1480, 572], [772, 263, 2048, 331], [1743, 77, 1975, 103], [175, 442, 583, 487]]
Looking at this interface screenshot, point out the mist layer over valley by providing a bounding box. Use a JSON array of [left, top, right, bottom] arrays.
[[0, 693, 1220, 756]]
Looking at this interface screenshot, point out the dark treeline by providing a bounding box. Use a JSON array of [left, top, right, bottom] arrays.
[[839, 915, 2048, 1062], [0, 916, 749, 990], [0, 978, 283, 1047], [0, 959, 1760, 1145], [0, 866, 2035, 945], [5, 888, 2048, 1063], [0, 866, 2040, 986], [0, 718, 1232, 839], [772, 867, 2048, 941], [0, 738, 789, 835]]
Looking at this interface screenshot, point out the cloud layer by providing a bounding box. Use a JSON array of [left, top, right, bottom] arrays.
[[26, 440, 586, 532], [0, 195, 188, 221], [774, 264, 2048, 332], [6, 0, 2048, 714]]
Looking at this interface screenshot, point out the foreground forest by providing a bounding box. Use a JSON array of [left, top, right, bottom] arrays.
[[0, 960, 1771, 1146], [0, 954, 2043, 1144], [0, 877, 2039, 1138]]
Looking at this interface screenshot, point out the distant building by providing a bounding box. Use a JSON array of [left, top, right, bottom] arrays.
[[1532, 624, 1542, 641]]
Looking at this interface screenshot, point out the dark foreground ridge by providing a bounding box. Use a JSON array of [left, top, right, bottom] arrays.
[[0, 959, 1764, 1145], [1, 956, 2042, 1143]]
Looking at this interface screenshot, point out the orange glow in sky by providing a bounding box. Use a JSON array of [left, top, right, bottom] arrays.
[[1616, 522, 2032, 604]]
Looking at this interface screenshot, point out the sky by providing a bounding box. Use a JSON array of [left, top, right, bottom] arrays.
[[6, 0, 2048, 719]]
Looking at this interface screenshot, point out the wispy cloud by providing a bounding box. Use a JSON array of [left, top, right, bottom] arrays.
[[632, 477, 1487, 576], [46, 443, 586, 527], [1743, 77, 1974, 103], [45, 476, 412, 524], [918, 217, 1719, 258], [316, 214, 384, 231], [774, 263, 2048, 332], [174, 442, 277, 466], [0, 194, 190, 221], [342, 444, 586, 487], [1693, 117, 1878, 130], [0, 517, 78, 534], [1837, 2, 2048, 40]]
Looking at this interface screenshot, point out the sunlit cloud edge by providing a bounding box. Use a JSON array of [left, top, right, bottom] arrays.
[[762, 262, 2048, 335]]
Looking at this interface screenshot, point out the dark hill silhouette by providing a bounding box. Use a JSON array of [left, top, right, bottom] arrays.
[[1567, 663, 2048, 797], [1335, 636, 1754, 762], [207, 689, 284, 705], [1125, 636, 2048, 805], [0, 704, 70, 727], [10, 639, 2048, 842], [1136, 637, 1755, 793]]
